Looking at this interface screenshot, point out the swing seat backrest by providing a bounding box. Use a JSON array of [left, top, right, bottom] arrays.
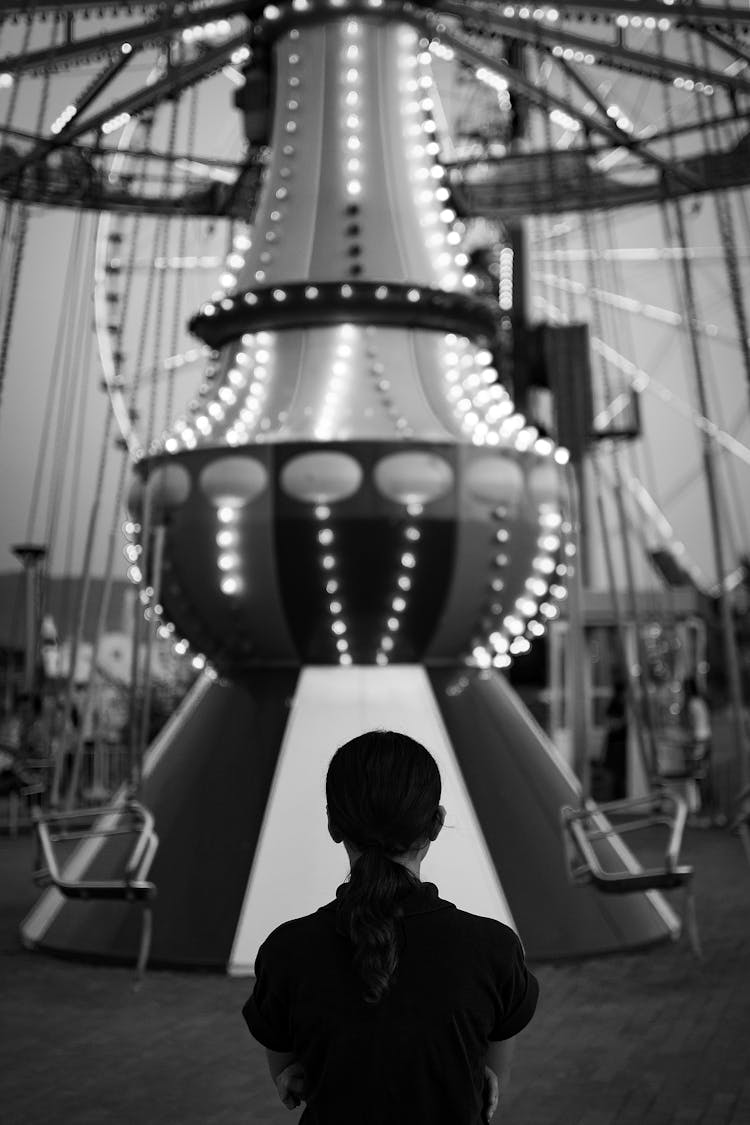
[[560, 789, 693, 895], [32, 800, 158, 903]]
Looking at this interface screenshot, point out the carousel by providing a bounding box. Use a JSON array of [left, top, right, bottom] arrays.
[[0, 0, 748, 971]]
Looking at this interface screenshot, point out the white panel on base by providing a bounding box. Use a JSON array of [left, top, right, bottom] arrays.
[[228, 665, 515, 976]]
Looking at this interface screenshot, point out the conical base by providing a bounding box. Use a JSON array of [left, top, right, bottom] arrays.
[[22, 666, 678, 970]]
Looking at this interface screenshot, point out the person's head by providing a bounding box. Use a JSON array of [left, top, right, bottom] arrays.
[[326, 730, 445, 1004]]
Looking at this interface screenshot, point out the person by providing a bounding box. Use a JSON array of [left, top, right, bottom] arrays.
[[242, 730, 539, 1124], [682, 677, 718, 824], [602, 679, 628, 800]]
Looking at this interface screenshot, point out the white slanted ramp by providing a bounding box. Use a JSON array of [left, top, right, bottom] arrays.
[[229, 665, 515, 975]]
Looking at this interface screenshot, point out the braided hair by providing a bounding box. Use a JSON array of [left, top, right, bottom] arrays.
[[326, 730, 442, 1004]]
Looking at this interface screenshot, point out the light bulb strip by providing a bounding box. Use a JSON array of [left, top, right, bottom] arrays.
[[375, 509, 422, 665], [314, 505, 352, 665], [190, 279, 499, 348], [122, 516, 213, 674]]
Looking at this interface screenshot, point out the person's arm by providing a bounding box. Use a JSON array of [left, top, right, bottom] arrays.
[[483, 1038, 516, 1121], [265, 1048, 297, 1080], [264, 1050, 307, 1111]]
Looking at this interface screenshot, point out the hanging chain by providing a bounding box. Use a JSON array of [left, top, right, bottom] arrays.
[[658, 26, 750, 791], [166, 84, 198, 429], [692, 28, 750, 408]]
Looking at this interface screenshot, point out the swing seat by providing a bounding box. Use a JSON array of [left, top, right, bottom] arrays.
[[560, 789, 701, 957], [32, 800, 158, 978]]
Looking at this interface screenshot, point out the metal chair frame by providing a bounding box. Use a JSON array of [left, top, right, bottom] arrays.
[[32, 799, 158, 979], [561, 789, 702, 958]]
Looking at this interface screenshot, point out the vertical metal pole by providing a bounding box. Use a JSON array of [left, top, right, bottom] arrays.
[[12, 545, 46, 697], [566, 464, 591, 798]]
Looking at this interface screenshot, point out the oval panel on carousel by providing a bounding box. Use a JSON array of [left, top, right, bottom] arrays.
[[199, 456, 268, 508], [465, 455, 525, 509], [280, 450, 363, 503], [145, 462, 191, 520], [373, 451, 454, 505]]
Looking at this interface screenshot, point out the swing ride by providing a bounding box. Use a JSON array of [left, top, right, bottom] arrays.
[[1, 1, 748, 969]]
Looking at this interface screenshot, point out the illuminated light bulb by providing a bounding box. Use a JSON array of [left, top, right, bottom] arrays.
[[347, 180, 362, 195], [216, 530, 237, 548], [375, 286, 388, 299], [326, 579, 339, 594], [322, 555, 336, 569], [533, 556, 556, 575], [397, 575, 412, 591], [392, 596, 407, 612], [218, 553, 240, 571], [387, 617, 400, 631], [332, 620, 347, 635], [221, 575, 241, 595], [376, 653, 389, 666], [318, 528, 334, 545], [218, 507, 237, 523], [401, 552, 416, 568]]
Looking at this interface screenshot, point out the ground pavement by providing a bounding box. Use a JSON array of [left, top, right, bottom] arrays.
[[1, 824, 749, 1125]]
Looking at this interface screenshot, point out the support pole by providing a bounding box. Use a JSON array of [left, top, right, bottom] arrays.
[[12, 543, 47, 702], [566, 465, 591, 797]]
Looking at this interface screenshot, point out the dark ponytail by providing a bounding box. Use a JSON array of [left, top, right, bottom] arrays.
[[326, 730, 442, 1004]]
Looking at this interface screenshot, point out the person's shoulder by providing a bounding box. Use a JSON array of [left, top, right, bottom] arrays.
[[448, 904, 524, 955], [258, 901, 335, 954]]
